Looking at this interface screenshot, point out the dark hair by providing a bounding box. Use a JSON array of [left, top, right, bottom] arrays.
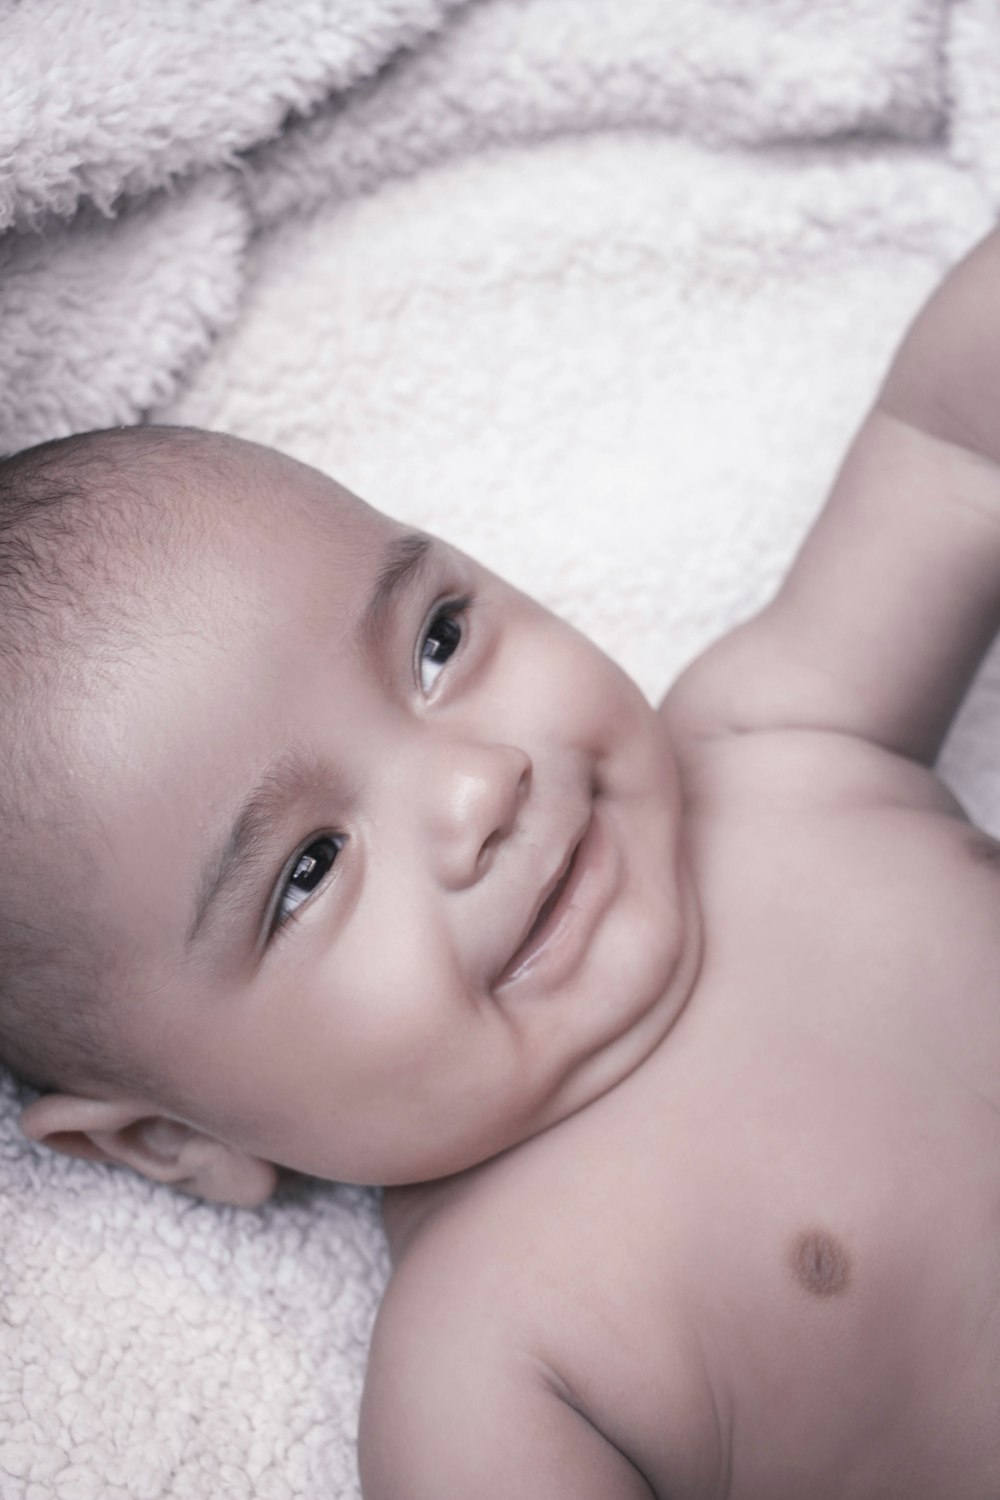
[[0, 425, 213, 1092]]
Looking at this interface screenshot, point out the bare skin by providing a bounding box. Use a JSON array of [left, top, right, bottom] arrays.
[[364, 234, 1000, 1498], [17, 233, 1000, 1495], [373, 741, 1000, 1498]]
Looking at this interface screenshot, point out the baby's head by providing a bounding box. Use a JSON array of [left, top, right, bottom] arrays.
[[2, 427, 698, 1202]]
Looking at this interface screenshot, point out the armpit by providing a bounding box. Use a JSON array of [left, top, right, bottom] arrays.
[[967, 831, 1000, 871]]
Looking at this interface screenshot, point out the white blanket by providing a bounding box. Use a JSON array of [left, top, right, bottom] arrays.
[[3, 3, 1000, 1495]]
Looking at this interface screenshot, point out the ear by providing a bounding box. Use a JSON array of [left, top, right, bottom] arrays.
[[20, 1093, 278, 1208]]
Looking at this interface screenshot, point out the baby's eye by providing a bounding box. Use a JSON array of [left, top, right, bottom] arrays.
[[273, 835, 343, 932], [418, 601, 467, 694]]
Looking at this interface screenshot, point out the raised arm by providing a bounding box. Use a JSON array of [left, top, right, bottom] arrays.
[[663, 227, 1000, 766]]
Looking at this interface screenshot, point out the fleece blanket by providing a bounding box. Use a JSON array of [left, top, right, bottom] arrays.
[[3, 2, 1000, 1495]]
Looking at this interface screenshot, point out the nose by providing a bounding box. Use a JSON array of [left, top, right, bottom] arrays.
[[419, 738, 531, 889]]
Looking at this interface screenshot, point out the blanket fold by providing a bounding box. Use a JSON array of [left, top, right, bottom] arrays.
[[1, 0, 470, 232]]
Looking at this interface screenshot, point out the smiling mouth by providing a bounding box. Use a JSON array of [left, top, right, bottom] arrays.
[[496, 818, 592, 986]]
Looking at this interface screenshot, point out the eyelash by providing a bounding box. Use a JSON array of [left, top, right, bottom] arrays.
[[270, 592, 473, 942]]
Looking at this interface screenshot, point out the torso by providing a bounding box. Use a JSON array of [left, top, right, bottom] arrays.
[[382, 729, 1000, 1498]]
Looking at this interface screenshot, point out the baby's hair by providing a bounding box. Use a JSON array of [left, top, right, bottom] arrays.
[[0, 425, 224, 1095]]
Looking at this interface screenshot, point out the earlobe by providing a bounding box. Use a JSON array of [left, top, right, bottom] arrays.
[[20, 1094, 279, 1207], [168, 1133, 280, 1208]]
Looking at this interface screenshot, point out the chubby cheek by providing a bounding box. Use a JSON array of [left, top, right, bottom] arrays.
[[505, 610, 643, 741], [303, 908, 485, 1103], [544, 623, 674, 791], [311, 939, 443, 1070], [300, 934, 531, 1179]]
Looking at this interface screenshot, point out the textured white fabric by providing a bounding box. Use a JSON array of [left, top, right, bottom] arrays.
[[0, 174, 248, 449], [0, 0, 470, 230], [2, 2, 999, 1496]]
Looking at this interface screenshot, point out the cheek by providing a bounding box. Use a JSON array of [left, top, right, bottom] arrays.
[[307, 917, 461, 1077], [509, 616, 642, 737], [549, 630, 669, 775]]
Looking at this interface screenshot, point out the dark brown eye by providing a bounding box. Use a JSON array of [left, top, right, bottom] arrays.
[[419, 606, 464, 693], [274, 836, 343, 930]]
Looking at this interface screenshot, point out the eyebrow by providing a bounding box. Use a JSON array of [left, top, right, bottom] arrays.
[[356, 530, 433, 656], [188, 748, 321, 946]]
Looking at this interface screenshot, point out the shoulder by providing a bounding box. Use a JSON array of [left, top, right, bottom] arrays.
[[665, 713, 965, 823]]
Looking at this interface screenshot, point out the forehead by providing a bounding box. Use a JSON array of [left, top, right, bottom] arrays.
[[152, 441, 392, 611], [90, 441, 417, 769], [46, 443, 402, 787], [20, 446, 410, 924]]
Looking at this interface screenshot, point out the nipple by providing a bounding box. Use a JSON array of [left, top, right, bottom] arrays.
[[789, 1229, 851, 1299]]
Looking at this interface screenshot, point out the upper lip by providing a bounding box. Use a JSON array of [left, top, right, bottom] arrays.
[[496, 818, 588, 982]]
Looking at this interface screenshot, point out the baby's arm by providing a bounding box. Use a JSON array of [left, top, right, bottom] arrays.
[[360, 1288, 656, 1500], [663, 228, 1000, 765], [361, 1366, 654, 1500]]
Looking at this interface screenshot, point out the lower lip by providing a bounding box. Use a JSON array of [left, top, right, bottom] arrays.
[[495, 804, 616, 996]]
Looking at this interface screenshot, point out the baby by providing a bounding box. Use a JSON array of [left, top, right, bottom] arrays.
[[4, 226, 1000, 1499]]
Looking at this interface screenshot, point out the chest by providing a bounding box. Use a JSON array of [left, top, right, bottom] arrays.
[[513, 812, 1000, 1494]]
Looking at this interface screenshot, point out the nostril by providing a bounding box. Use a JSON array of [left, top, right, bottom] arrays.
[[476, 753, 530, 875], [476, 827, 502, 875], [508, 757, 532, 824], [507, 754, 532, 829]]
